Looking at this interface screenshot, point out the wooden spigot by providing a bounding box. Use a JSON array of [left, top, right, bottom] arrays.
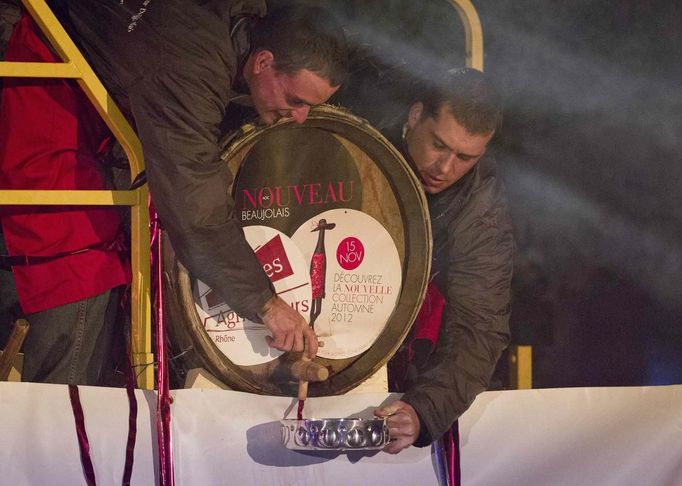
[[295, 341, 329, 401], [0, 319, 29, 381], [291, 359, 329, 383], [297, 359, 309, 402]]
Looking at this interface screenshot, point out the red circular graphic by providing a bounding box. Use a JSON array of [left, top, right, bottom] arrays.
[[336, 237, 365, 270]]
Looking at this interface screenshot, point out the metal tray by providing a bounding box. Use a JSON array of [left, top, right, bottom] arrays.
[[281, 417, 389, 451]]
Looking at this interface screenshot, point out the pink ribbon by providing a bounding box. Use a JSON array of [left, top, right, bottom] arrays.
[[68, 385, 97, 486], [122, 331, 139, 486], [445, 422, 461, 486], [150, 203, 175, 486]]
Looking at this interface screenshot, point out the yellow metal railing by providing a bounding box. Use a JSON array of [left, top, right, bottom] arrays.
[[448, 0, 484, 70], [510, 345, 533, 389], [0, 0, 153, 389]]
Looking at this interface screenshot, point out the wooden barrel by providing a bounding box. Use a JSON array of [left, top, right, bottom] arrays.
[[164, 105, 431, 396]]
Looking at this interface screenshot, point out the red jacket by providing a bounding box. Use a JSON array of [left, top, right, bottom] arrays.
[[0, 14, 130, 314]]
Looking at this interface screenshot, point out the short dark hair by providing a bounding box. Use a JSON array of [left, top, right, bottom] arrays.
[[251, 5, 349, 87], [420, 68, 503, 135]]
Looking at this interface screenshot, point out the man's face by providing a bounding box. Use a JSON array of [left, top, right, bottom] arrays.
[[404, 103, 494, 194], [247, 50, 338, 125]]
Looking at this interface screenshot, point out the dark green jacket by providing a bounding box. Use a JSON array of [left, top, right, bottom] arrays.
[[55, 0, 273, 320], [401, 154, 514, 445]]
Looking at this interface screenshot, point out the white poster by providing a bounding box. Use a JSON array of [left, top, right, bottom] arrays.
[[292, 209, 402, 359]]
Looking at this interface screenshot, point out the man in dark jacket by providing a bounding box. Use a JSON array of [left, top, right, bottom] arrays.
[[0, 1, 347, 384], [374, 68, 513, 453]]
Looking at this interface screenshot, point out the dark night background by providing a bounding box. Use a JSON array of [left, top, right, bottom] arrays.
[[2, 1, 681, 388]]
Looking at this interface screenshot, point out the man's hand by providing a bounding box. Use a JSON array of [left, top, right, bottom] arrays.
[[260, 295, 318, 358], [374, 400, 421, 454]]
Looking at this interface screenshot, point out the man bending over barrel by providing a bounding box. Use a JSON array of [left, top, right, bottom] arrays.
[[0, 1, 347, 384], [374, 68, 514, 453]]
